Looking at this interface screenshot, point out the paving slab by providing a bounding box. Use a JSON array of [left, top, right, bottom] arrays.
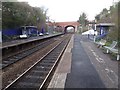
[[65, 34, 105, 88], [1, 33, 62, 49], [48, 34, 118, 89], [80, 35, 118, 88]]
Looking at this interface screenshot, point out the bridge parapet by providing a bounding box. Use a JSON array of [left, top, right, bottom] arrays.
[[47, 21, 80, 33]]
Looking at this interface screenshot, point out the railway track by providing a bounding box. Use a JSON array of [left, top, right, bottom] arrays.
[[3, 35, 71, 89], [1, 36, 62, 69]]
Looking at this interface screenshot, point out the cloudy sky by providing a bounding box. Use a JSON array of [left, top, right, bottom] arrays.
[[18, 0, 117, 22]]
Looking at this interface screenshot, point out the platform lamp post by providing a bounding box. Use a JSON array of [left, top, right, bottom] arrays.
[[0, 4, 2, 43], [46, 16, 50, 34], [94, 20, 97, 42], [36, 17, 40, 36], [51, 19, 56, 33]]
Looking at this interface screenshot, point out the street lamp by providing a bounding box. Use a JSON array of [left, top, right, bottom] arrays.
[[94, 20, 97, 42], [50, 19, 56, 33], [36, 17, 40, 36]]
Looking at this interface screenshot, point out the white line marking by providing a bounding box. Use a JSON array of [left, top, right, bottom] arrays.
[[107, 74, 114, 83], [96, 57, 101, 62], [91, 49, 94, 52], [105, 68, 118, 84], [99, 58, 105, 63], [99, 58, 104, 60], [105, 68, 110, 73], [110, 70, 118, 80], [87, 44, 118, 85], [92, 52, 98, 57]]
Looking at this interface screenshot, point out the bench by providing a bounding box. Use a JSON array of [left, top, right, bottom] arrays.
[[104, 41, 119, 60], [95, 39, 106, 48], [107, 48, 119, 60]]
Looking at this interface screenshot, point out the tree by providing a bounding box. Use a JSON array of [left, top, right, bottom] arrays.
[[95, 1, 120, 44], [0, 2, 2, 29], [95, 8, 112, 23], [95, 14, 100, 22], [1, 0, 18, 2], [2, 2, 48, 30], [78, 12, 88, 33], [107, 2, 119, 42], [78, 12, 88, 26]]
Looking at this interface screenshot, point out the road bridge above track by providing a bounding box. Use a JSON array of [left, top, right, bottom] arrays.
[[47, 21, 80, 33]]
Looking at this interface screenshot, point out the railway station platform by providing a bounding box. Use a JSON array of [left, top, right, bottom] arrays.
[[1, 33, 62, 49], [48, 34, 118, 89]]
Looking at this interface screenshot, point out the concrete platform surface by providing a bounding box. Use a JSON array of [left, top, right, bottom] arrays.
[[47, 34, 118, 89], [1, 33, 62, 49], [47, 35, 74, 88]]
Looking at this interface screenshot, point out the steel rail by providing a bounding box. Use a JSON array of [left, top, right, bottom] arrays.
[[3, 35, 71, 90]]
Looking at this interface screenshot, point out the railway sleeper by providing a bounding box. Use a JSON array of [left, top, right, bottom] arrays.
[[16, 54, 24, 57], [31, 70, 48, 74], [2, 60, 13, 64], [2, 59, 18, 64], [8, 58, 18, 61], [25, 75, 45, 79], [40, 62, 53, 64], [49, 55, 59, 57], [49, 53, 61, 57], [50, 52, 61, 55], [39, 61, 54, 65], [0, 63, 6, 68], [18, 54, 27, 58], [40, 60, 55, 63], [37, 65, 53, 69], [36, 65, 52, 69], [35, 66, 51, 69], [22, 73, 47, 80], [13, 56, 21, 59], [2, 61, 13, 66], [1, 64, 8, 69], [31, 70, 49, 75], [12, 82, 41, 88], [44, 55, 58, 59], [47, 58, 58, 60]]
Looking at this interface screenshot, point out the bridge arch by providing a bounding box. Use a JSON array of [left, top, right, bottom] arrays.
[[64, 25, 75, 33], [47, 21, 79, 33]]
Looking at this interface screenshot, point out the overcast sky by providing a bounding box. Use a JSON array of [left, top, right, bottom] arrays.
[[18, 0, 118, 22]]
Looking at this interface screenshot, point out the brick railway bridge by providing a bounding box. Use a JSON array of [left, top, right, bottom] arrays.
[[47, 21, 80, 33]]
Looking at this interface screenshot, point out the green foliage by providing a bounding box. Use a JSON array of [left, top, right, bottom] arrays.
[[95, 1, 120, 43], [0, 2, 2, 29], [78, 12, 88, 26], [107, 2, 119, 42], [1, 0, 18, 2], [95, 14, 100, 21], [2, 2, 47, 31], [118, 2, 120, 48], [78, 12, 88, 33], [95, 8, 112, 23]]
